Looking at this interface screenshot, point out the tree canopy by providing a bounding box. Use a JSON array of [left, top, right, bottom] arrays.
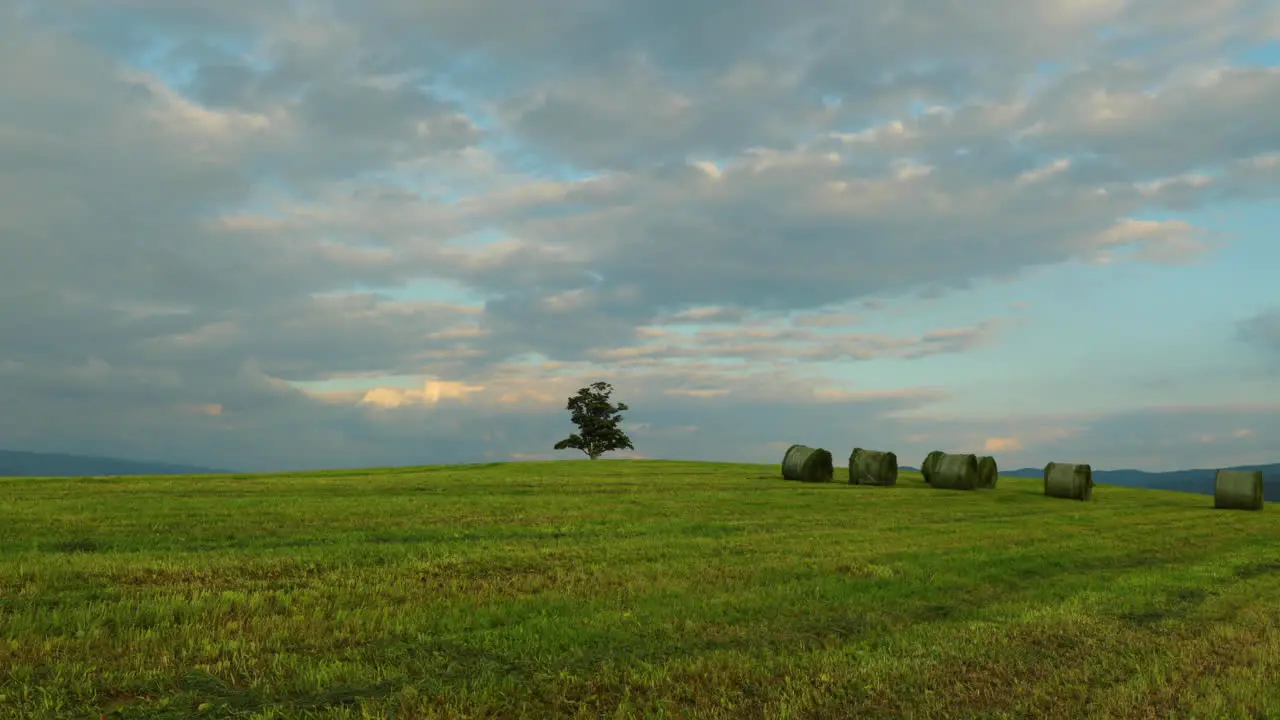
[[553, 381, 634, 460]]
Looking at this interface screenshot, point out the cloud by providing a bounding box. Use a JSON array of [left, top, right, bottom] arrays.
[[1031, 66, 1280, 180], [0, 0, 1277, 471], [1239, 308, 1280, 358], [1085, 218, 1215, 265], [580, 316, 1003, 367], [984, 437, 1023, 452], [179, 404, 225, 417], [360, 379, 486, 408], [663, 389, 729, 398]]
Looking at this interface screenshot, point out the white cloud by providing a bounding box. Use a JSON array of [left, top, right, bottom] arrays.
[[984, 437, 1023, 452], [361, 379, 486, 408], [1085, 218, 1215, 265]]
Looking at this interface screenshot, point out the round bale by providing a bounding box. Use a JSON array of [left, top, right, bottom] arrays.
[[781, 445, 834, 482], [782, 444, 803, 471], [1043, 462, 1093, 501], [921, 450, 945, 484], [848, 448, 898, 486], [1214, 469, 1264, 511], [929, 452, 980, 490], [976, 455, 999, 489]]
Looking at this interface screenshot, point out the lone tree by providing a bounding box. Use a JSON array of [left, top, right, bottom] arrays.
[[553, 381, 634, 460]]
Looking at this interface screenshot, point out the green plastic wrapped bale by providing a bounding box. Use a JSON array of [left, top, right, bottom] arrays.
[[976, 455, 998, 489], [1215, 469, 1264, 510], [781, 445, 833, 482], [781, 444, 803, 473], [1044, 462, 1093, 501], [921, 450, 945, 484], [848, 448, 898, 486], [929, 452, 979, 490]]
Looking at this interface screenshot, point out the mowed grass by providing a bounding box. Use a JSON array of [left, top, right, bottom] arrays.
[[1, 460, 1279, 719]]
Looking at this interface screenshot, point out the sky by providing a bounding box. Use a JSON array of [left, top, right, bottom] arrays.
[[2, 0, 1279, 473]]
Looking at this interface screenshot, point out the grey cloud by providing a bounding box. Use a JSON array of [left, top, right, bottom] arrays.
[[189, 63, 258, 108], [30, 0, 1277, 181], [516, 163, 1133, 314], [204, 0, 1118, 172], [0, 357, 185, 406], [480, 0, 1264, 172], [40, 9, 484, 182], [1139, 155, 1280, 210], [0, 287, 185, 367], [302, 81, 457, 139], [140, 294, 484, 382], [479, 285, 654, 361], [500, 54, 829, 171], [585, 320, 1002, 365], [441, 53, 1280, 343], [0, 22, 294, 308], [1031, 67, 1280, 179], [792, 311, 863, 327], [290, 126, 1194, 364], [0, 23, 480, 367], [1239, 308, 1280, 357], [653, 306, 750, 325]]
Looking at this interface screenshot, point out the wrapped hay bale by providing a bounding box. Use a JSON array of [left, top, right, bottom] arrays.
[[928, 452, 979, 490], [782, 444, 803, 469], [1044, 462, 1093, 501], [921, 450, 945, 484], [848, 448, 898, 486], [781, 445, 833, 482], [1215, 470, 1264, 511], [976, 455, 998, 489], [780, 444, 802, 480]]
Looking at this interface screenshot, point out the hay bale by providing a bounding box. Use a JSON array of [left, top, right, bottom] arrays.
[[921, 450, 945, 484], [782, 444, 803, 470], [780, 444, 802, 479], [1215, 470, 1264, 510], [1044, 462, 1093, 500], [781, 445, 833, 482], [929, 452, 979, 490], [848, 448, 898, 486], [976, 455, 998, 489]]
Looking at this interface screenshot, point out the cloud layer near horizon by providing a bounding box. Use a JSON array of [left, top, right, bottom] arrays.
[[2, 0, 1278, 472]]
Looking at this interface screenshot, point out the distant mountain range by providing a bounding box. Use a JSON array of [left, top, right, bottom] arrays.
[[1002, 464, 1280, 502], [0, 450, 228, 477]]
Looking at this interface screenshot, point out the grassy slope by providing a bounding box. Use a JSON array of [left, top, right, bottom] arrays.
[[1, 460, 1278, 719]]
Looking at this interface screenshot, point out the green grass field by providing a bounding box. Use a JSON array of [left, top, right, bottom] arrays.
[[1, 460, 1278, 719]]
